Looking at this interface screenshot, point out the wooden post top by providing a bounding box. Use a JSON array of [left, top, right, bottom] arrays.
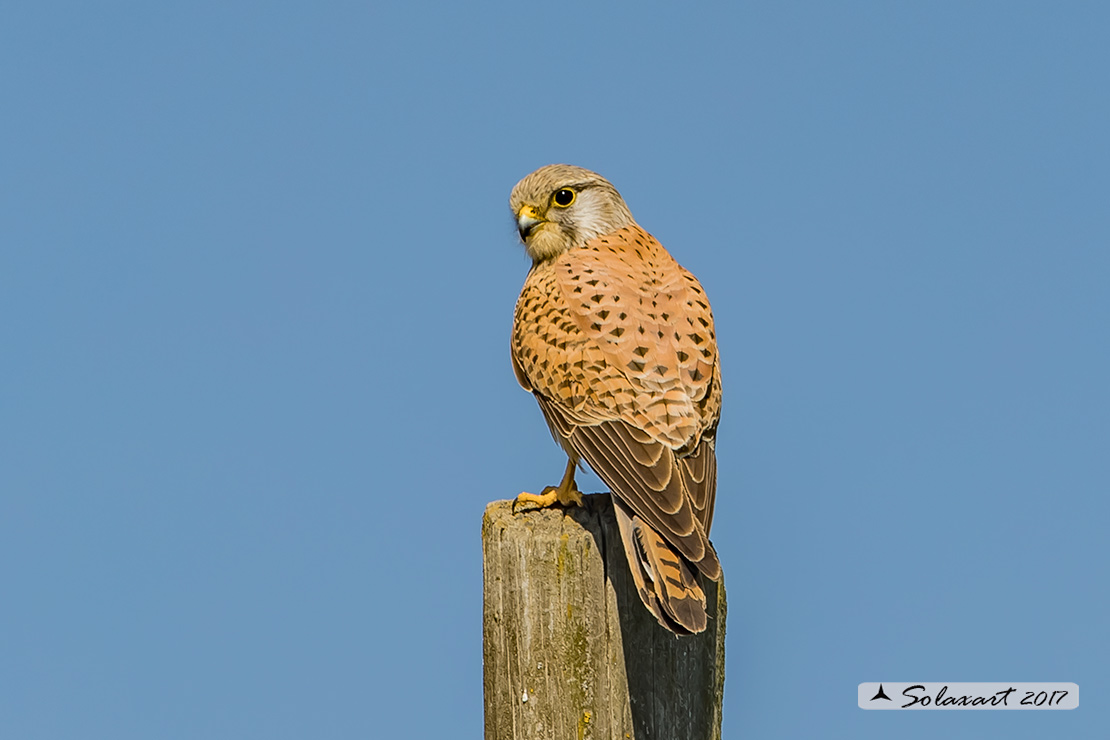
[[482, 493, 725, 740]]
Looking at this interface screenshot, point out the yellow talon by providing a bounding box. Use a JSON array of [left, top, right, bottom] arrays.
[[515, 485, 583, 509], [514, 458, 582, 512]]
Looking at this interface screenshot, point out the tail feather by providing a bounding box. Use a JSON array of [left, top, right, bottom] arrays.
[[614, 499, 708, 634]]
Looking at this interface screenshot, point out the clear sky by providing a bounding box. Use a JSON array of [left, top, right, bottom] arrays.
[[2, 2, 1106, 738]]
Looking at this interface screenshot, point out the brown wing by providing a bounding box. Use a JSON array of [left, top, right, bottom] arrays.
[[536, 395, 721, 581]]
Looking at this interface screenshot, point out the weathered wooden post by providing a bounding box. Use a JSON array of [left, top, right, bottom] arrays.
[[482, 493, 726, 740]]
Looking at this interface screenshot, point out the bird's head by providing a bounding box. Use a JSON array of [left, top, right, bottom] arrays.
[[509, 164, 635, 263]]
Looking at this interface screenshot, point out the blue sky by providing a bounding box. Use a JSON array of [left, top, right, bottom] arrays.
[[2, 2, 1106, 738]]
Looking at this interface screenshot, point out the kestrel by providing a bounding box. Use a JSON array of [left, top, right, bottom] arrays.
[[509, 164, 722, 635]]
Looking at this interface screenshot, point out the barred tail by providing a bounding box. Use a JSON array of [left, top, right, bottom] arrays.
[[614, 498, 708, 635]]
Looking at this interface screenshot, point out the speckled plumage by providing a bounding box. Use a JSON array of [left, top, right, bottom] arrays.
[[509, 165, 723, 635]]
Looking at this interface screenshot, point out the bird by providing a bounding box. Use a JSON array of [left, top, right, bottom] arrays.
[[508, 164, 722, 634]]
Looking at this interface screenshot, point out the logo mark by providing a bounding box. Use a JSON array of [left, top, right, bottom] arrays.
[[870, 684, 891, 702]]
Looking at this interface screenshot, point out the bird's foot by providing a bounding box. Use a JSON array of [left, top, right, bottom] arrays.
[[513, 484, 584, 513]]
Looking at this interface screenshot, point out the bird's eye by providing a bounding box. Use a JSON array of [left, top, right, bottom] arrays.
[[552, 188, 576, 207]]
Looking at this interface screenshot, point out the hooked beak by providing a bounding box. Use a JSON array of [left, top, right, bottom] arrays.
[[516, 205, 544, 240]]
